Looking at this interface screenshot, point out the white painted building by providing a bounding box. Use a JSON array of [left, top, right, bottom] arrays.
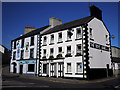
[[10, 25, 50, 75], [39, 5, 113, 79], [111, 46, 120, 77]]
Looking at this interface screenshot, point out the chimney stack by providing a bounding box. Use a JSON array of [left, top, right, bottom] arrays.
[[49, 17, 62, 27], [89, 4, 102, 20], [25, 25, 36, 34]]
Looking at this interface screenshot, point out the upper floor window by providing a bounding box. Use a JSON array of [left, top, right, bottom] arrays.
[[30, 48, 34, 58], [76, 28, 82, 39], [76, 44, 82, 56], [67, 31, 72, 40], [21, 50, 24, 59], [25, 42, 29, 50], [90, 28, 93, 38], [43, 49, 46, 56], [50, 34, 54, 44], [58, 32, 62, 42], [14, 41, 16, 49], [13, 51, 16, 60], [30, 36, 34, 46], [67, 46, 71, 54], [106, 35, 109, 43], [43, 36, 47, 45], [21, 39, 24, 48], [50, 48, 54, 56], [58, 47, 62, 54]]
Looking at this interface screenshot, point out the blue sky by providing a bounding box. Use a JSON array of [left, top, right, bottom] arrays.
[[2, 2, 118, 50]]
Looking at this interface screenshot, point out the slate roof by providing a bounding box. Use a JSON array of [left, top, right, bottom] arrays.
[[12, 25, 49, 41], [41, 16, 94, 35], [112, 57, 120, 63]]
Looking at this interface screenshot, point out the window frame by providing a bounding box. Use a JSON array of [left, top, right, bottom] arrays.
[[43, 36, 47, 45], [13, 51, 16, 60], [30, 48, 34, 59], [76, 28, 82, 39], [76, 63, 82, 73], [50, 48, 54, 56], [67, 46, 71, 54], [28, 64, 35, 72], [21, 39, 24, 48], [50, 34, 54, 44], [21, 50, 24, 59], [67, 63, 71, 73], [58, 32, 62, 42], [43, 64, 47, 74], [30, 36, 34, 46], [67, 31, 72, 40], [76, 44, 82, 55]]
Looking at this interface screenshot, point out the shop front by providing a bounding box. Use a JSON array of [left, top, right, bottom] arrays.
[[19, 60, 36, 76]]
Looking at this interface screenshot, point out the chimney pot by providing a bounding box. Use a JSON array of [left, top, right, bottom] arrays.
[[27, 25, 28, 28], [33, 26, 34, 28], [31, 25, 32, 28], [29, 25, 30, 28]]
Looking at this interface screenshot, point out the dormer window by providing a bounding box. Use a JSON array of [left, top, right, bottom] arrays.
[[43, 36, 47, 45], [90, 28, 93, 39], [50, 34, 54, 44], [67, 31, 72, 40], [30, 36, 34, 46], [76, 28, 82, 39], [58, 32, 62, 42]]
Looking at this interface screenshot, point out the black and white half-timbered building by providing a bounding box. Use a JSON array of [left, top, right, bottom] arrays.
[[39, 5, 113, 79]]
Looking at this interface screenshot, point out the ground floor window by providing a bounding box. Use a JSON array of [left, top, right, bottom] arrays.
[[43, 64, 47, 74], [76, 63, 82, 72], [67, 63, 71, 72], [28, 64, 35, 72]]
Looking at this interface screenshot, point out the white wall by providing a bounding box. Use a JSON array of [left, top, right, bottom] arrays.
[[41, 26, 84, 78], [88, 18, 111, 69], [10, 35, 38, 74]]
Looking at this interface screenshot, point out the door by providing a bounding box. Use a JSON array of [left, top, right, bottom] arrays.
[[58, 63, 63, 77], [50, 63, 54, 77], [20, 65, 23, 74], [13, 65, 16, 73]]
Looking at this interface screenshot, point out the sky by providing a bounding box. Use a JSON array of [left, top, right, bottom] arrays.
[[2, 2, 119, 50]]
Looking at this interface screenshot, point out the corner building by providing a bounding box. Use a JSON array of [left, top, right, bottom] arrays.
[[39, 5, 113, 79]]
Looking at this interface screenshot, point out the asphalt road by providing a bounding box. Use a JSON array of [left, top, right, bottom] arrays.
[[2, 65, 120, 89], [2, 74, 120, 89]]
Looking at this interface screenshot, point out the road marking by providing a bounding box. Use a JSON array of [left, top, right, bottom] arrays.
[[114, 85, 120, 88]]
